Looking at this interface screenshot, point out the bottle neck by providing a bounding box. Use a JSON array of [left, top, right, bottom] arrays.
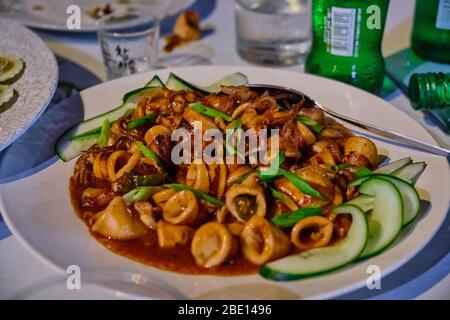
[[408, 72, 450, 110]]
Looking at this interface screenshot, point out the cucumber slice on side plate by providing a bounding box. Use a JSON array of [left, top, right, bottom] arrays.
[[358, 177, 403, 259], [165, 72, 248, 94], [0, 84, 18, 113], [0, 55, 25, 85], [260, 204, 368, 281], [55, 86, 163, 161], [346, 194, 374, 212]]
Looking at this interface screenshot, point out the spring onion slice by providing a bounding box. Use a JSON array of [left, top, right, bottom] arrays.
[[136, 142, 161, 165], [165, 183, 224, 206], [272, 206, 323, 228], [123, 186, 163, 202], [354, 167, 372, 178], [270, 187, 288, 201], [126, 112, 158, 130], [97, 119, 111, 147], [232, 171, 251, 184], [257, 150, 286, 181], [295, 114, 324, 133], [225, 119, 242, 156], [278, 168, 326, 200], [189, 102, 232, 122], [278, 106, 323, 133]]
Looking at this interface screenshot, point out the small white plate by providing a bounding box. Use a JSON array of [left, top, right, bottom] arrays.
[[1, 66, 449, 299], [0, 19, 58, 151], [0, 0, 195, 33]]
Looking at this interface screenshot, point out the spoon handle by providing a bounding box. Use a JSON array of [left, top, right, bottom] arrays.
[[316, 104, 450, 157]]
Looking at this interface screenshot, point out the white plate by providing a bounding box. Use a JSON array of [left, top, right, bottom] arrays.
[[1, 66, 449, 299], [0, 0, 195, 33], [0, 19, 58, 151]]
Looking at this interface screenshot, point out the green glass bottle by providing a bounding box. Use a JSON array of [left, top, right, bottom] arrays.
[[305, 0, 390, 94], [411, 0, 450, 63], [408, 72, 450, 110]]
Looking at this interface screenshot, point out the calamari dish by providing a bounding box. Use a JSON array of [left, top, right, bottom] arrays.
[[62, 73, 426, 280]]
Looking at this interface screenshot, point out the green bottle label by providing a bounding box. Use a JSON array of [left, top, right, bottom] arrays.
[[436, 0, 450, 30], [327, 6, 361, 57]]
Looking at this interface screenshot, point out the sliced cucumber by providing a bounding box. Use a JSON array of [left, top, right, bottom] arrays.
[[348, 175, 370, 187], [358, 178, 403, 259], [260, 204, 368, 281], [165, 72, 248, 94], [349, 157, 414, 187], [0, 84, 18, 113], [122, 75, 165, 102], [376, 175, 420, 226], [373, 157, 412, 175], [0, 55, 25, 85], [145, 75, 165, 87], [55, 86, 162, 161], [346, 195, 375, 212], [391, 162, 426, 185]]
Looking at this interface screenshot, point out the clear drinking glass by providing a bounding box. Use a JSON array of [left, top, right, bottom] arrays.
[[97, 12, 160, 80], [235, 0, 312, 66]]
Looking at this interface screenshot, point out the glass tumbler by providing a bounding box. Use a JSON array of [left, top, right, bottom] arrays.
[[97, 12, 160, 80], [235, 0, 312, 66]]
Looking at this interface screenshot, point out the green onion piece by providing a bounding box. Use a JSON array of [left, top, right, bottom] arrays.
[[189, 102, 232, 122], [257, 150, 286, 181], [225, 119, 242, 156], [229, 119, 241, 129], [295, 115, 324, 133], [270, 187, 287, 201], [123, 186, 163, 202], [272, 206, 323, 228], [165, 183, 224, 206], [337, 163, 354, 171], [232, 172, 251, 184], [278, 105, 323, 133], [278, 168, 326, 200], [122, 108, 135, 117], [97, 119, 111, 147], [136, 142, 161, 165], [126, 113, 158, 130], [354, 167, 372, 178]]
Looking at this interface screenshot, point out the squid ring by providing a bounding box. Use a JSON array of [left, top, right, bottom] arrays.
[[186, 163, 210, 193], [93, 152, 109, 180], [191, 222, 236, 268], [152, 189, 177, 206], [290, 216, 333, 250], [144, 125, 172, 145], [107, 151, 141, 182], [163, 190, 199, 225], [208, 163, 228, 198], [225, 175, 266, 222], [240, 215, 290, 265]]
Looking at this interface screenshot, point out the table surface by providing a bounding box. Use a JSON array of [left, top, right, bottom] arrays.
[[0, 0, 449, 300]]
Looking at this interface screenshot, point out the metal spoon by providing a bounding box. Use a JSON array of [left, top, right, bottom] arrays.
[[249, 84, 450, 158]]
